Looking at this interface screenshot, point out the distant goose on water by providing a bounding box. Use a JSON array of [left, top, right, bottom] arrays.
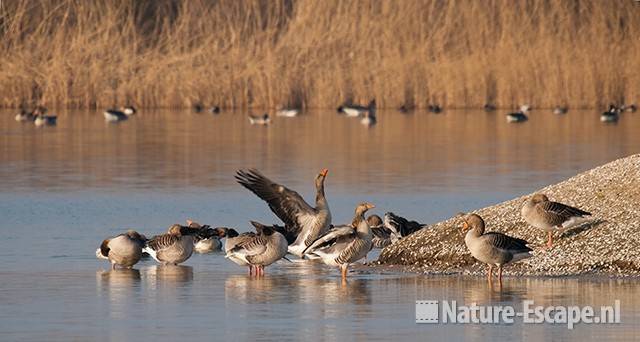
[[143, 224, 197, 265], [506, 109, 528, 123], [398, 104, 415, 113], [235, 168, 332, 258], [34, 114, 57, 126], [483, 103, 497, 112], [15, 109, 35, 122], [104, 109, 128, 122], [302, 202, 375, 280], [337, 99, 376, 117], [248, 113, 271, 125], [360, 110, 376, 126], [622, 104, 636, 113], [600, 104, 620, 122], [461, 213, 532, 286], [96, 230, 147, 269], [210, 106, 221, 114], [521, 193, 591, 248], [553, 106, 568, 115], [427, 104, 442, 113], [276, 108, 300, 117]]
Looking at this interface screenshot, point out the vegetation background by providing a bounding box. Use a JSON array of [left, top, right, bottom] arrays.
[[0, 0, 638, 109]]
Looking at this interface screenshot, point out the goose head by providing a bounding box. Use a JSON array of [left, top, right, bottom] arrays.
[[213, 227, 238, 239], [367, 214, 383, 227], [355, 202, 375, 216], [315, 168, 329, 189], [460, 213, 485, 235], [530, 193, 549, 204]]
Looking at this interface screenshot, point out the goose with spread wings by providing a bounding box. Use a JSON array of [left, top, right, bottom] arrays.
[[235, 168, 332, 257], [302, 202, 374, 280]]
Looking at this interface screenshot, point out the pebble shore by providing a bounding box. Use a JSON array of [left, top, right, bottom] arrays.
[[376, 154, 640, 277]]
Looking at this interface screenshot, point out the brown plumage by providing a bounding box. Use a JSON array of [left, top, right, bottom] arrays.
[[143, 224, 195, 265], [521, 194, 591, 247], [96, 230, 146, 269]]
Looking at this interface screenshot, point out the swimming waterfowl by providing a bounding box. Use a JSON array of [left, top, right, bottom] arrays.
[[506, 110, 528, 123], [622, 104, 637, 113], [383, 212, 422, 241], [302, 202, 374, 280], [186, 220, 223, 253], [601, 104, 620, 122], [360, 110, 376, 126], [276, 108, 300, 117], [122, 106, 136, 115], [15, 109, 35, 122], [553, 106, 568, 115], [224, 221, 288, 276], [427, 104, 442, 113], [143, 224, 196, 265], [248, 113, 271, 125], [483, 103, 497, 112], [104, 109, 128, 122], [236, 168, 331, 257], [34, 114, 57, 126], [337, 99, 376, 117], [461, 213, 532, 285], [521, 193, 591, 248], [210, 106, 221, 114], [398, 104, 415, 113], [192, 103, 204, 113], [96, 230, 146, 269]]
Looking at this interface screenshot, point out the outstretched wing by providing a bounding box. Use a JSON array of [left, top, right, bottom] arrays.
[[236, 169, 315, 237], [302, 225, 355, 255]]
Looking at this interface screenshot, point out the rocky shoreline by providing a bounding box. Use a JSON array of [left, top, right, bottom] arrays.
[[376, 154, 640, 277]]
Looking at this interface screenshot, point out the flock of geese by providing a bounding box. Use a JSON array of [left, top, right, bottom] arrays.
[[14, 101, 636, 127], [96, 169, 592, 285]]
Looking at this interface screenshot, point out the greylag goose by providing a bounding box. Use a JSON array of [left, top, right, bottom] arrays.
[[143, 224, 196, 265], [622, 104, 637, 113], [383, 212, 422, 240], [553, 106, 568, 115], [427, 104, 442, 113], [276, 108, 300, 117], [216, 227, 257, 274], [337, 99, 376, 117], [367, 215, 393, 249], [302, 202, 374, 280], [33, 106, 56, 126], [461, 213, 532, 285], [186, 220, 222, 253], [600, 104, 620, 122], [96, 230, 146, 269], [224, 221, 288, 276], [248, 113, 271, 125], [104, 109, 128, 122], [521, 193, 591, 247], [235, 168, 331, 257]]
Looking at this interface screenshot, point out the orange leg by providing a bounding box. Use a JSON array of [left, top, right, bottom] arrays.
[[498, 266, 503, 288], [547, 232, 553, 248], [487, 265, 493, 283]]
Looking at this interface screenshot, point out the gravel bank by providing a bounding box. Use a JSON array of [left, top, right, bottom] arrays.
[[377, 154, 640, 276]]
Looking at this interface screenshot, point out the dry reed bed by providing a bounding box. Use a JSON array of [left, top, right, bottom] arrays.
[[0, 0, 639, 109], [377, 154, 640, 276]]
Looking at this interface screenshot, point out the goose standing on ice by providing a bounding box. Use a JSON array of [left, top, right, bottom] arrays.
[[521, 193, 591, 248], [143, 224, 197, 265], [248, 113, 271, 125], [224, 221, 288, 276], [461, 213, 532, 286], [96, 230, 147, 269], [337, 99, 376, 117], [302, 202, 374, 280], [186, 220, 222, 253], [236, 168, 332, 258]]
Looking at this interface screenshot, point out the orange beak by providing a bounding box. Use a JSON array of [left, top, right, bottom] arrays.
[[462, 222, 469, 230], [320, 168, 329, 177]]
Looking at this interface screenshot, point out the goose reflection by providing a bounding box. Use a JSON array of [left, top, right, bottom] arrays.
[[96, 269, 141, 319], [142, 265, 193, 290]]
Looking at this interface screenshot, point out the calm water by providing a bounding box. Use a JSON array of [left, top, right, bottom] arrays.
[[1, 109, 640, 341]]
